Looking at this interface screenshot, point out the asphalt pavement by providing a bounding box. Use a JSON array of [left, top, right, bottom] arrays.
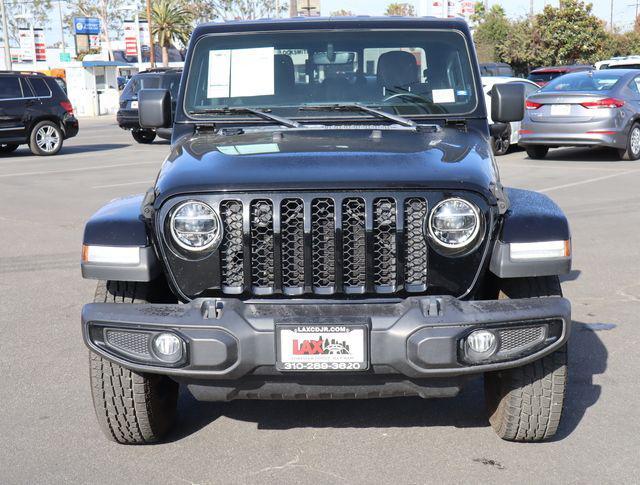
[[1, 117, 638, 484]]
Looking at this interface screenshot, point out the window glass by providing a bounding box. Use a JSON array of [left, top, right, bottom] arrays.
[[162, 72, 182, 98], [514, 81, 539, 97], [184, 29, 478, 118], [543, 71, 623, 92], [0, 76, 23, 99], [29, 78, 51, 97]]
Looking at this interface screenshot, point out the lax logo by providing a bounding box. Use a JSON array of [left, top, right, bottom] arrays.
[[292, 337, 351, 355]]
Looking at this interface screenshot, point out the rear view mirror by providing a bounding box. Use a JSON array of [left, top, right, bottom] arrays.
[[139, 89, 171, 129], [490, 83, 525, 123]]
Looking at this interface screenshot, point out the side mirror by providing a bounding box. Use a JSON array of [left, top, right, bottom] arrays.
[[139, 88, 171, 129], [490, 83, 525, 123]]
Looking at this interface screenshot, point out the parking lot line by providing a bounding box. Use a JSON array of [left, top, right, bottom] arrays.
[[539, 168, 640, 193], [0, 161, 160, 178], [92, 180, 153, 189]]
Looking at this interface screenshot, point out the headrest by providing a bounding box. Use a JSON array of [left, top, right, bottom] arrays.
[[377, 51, 419, 89], [274, 54, 295, 93]]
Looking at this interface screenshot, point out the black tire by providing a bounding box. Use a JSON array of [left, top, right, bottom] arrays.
[[0, 143, 19, 154], [29, 120, 63, 156], [525, 145, 549, 159], [491, 125, 511, 156], [618, 122, 640, 161], [89, 281, 178, 444], [132, 129, 156, 144], [484, 276, 567, 442]]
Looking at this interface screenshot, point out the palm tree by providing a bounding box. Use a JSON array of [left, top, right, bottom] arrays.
[[147, 0, 193, 66]]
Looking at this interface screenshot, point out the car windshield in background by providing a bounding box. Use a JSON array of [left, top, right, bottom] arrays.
[[184, 29, 477, 119], [543, 71, 623, 92], [527, 72, 562, 83]]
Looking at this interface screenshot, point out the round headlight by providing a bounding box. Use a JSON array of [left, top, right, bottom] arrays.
[[428, 198, 480, 249], [170, 200, 222, 251]]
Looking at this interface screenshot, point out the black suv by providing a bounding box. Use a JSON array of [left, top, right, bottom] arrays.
[[117, 68, 181, 143], [81, 18, 572, 444], [0, 71, 78, 156]]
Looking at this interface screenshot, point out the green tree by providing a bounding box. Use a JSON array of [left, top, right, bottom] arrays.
[[472, 3, 510, 63], [330, 9, 355, 16], [497, 18, 537, 75], [384, 3, 416, 16], [204, 0, 287, 20], [1, 0, 52, 45], [147, 0, 194, 66], [531, 0, 608, 65]]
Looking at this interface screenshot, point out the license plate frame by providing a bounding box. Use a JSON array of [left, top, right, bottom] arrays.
[[275, 324, 369, 372], [550, 104, 571, 116]]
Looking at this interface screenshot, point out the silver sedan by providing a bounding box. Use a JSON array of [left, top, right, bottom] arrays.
[[518, 69, 640, 160]]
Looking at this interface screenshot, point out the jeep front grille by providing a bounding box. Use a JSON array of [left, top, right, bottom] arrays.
[[215, 193, 429, 296]]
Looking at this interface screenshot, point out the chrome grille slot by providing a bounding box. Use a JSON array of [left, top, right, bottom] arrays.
[[404, 198, 428, 291], [219, 200, 244, 293], [311, 198, 336, 292], [373, 197, 397, 291], [280, 198, 305, 293], [342, 197, 366, 292], [250, 199, 274, 293]]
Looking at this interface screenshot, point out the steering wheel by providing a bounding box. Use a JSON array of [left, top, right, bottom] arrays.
[[382, 91, 446, 114]]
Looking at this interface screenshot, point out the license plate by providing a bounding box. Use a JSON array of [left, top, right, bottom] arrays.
[[550, 104, 571, 116], [130, 100, 138, 109], [276, 324, 368, 371]]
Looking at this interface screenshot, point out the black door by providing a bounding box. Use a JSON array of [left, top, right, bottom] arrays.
[[0, 75, 29, 143]]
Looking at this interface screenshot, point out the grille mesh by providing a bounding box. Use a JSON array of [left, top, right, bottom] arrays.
[[499, 326, 545, 351], [216, 194, 435, 296], [219, 200, 244, 289], [311, 198, 336, 289], [342, 198, 366, 289], [105, 330, 150, 357], [280, 198, 305, 289], [250, 200, 274, 289], [404, 198, 428, 287], [373, 198, 397, 288]]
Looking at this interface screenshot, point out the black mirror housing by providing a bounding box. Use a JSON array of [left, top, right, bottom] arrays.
[[490, 83, 525, 123], [139, 89, 171, 129]]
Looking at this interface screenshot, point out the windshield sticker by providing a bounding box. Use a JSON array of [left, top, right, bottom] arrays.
[[207, 47, 275, 99], [432, 88, 456, 104]]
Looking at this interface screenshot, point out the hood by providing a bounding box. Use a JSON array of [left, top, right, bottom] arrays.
[[154, 126, 498, 206]]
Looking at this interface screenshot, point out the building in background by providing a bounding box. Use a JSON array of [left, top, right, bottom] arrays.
[[418, 0, 476, 23]]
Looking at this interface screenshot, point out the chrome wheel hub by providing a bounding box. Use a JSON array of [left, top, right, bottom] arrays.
[[36, 126, 60, 152], [631, 127, 640, 156]]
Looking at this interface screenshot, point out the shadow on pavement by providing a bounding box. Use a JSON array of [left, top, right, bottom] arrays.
[[530, 147, 623, 162], [168, 320, 607, 442], [4, 143, 130, 157]]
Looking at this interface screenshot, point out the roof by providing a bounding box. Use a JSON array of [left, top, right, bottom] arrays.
[[82, 60, 132, 68], [530, 65, 592, 73], [192, 16, 471, 37]]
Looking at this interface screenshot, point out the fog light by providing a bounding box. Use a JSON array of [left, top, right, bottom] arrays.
[[152, 333, 183, 363], [466, 330, 497, 354]]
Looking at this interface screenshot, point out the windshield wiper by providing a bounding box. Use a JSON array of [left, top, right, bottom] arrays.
[[188, 107, 300, 128], [300, 103, 417, 128]]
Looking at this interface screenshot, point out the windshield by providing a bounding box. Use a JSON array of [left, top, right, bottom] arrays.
[[183, 29, 478, 120], [542, 71, 622, 92], [527, 72, 563, 83]]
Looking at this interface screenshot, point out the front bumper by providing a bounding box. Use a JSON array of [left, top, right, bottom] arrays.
[[82, 296, 571, 380]]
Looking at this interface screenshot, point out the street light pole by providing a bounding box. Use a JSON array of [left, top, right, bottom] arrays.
[[145, 0, 155, 67], [58, 0, 66, 53], [0, 0, 11, 69]]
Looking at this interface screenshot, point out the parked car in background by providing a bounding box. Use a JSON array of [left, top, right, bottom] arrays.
[[480, 62, 515, 77], [117, 68, 182, 143], [0, 71, 78, 156], [605, 57, 640, 70], [527, 64, 593, 87], [595, 56, 640, 70], [519, 69, 640, 160], [483, 76, 540, 155]]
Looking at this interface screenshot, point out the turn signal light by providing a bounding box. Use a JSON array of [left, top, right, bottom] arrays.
[[580, 98, 624, 109], [525, 100, 543, 110]]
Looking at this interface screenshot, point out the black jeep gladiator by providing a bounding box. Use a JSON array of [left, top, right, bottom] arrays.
[[81, 17, 572, 444]]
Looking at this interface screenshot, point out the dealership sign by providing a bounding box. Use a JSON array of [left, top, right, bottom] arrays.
[[74, 17, 101, 35], [18, 28, 35, 62]]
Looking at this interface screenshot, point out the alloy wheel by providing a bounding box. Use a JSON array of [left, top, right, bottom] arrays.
[[630, 127, 640, 157], [36, 125, 61, 153]]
